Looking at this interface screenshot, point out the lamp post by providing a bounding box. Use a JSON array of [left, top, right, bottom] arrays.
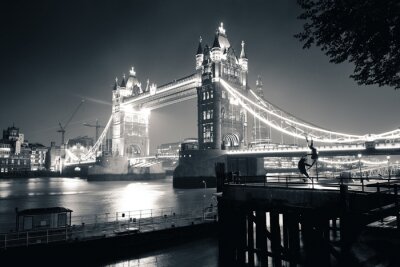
[[387, 156, 391, 182], [358, 154, 362, 182], [202, 180, 207, 219]]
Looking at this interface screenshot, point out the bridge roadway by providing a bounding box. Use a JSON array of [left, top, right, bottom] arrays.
[[216, 162, 400, 266], [227, 142, 400, 158], [121, 74, 199, 110]]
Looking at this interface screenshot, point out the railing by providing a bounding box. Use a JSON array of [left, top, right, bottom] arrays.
[[0, 205, 217, 250], [223, 173, 400, 230], [224, 173, 400, 193]]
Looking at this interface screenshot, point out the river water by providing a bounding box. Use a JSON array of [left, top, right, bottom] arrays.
[[0, 176, 218, 266]]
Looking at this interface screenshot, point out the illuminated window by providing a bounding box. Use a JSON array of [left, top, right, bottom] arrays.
[[203, 124, 214, 143], [210, 90, 213, 99], [207, 110, 213, 119]]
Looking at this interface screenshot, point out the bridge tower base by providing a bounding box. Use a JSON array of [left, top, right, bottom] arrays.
[[173, 151, 266, 188]]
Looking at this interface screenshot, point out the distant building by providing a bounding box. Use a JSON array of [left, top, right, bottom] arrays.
[[29, 143, 48, 171], [67, 136, 93, 148], [157, 138, 199, 156], [250, 76, 271, 145], [157, 142, 181, 156], [0, 125, 31, 174], [180, 138, 199, 151], [64, 136, 93, 164], [47, 141, 62, 172]]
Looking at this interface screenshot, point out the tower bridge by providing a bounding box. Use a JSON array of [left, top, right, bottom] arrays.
[[64, 23, 400, 184]]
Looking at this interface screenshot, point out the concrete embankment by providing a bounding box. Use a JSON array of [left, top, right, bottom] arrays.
[[0, 222, 217, 266]]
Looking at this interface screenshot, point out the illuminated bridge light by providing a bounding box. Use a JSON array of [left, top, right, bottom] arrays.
[[220, 78, 400, 144]]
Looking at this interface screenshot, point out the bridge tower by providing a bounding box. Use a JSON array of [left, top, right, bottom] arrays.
[[196, 23, 249, 150], [111, 67, 150, 157]]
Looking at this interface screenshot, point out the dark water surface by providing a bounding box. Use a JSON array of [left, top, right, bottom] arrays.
[[0, 176, 218, 266], [105, 237, 218, 267]]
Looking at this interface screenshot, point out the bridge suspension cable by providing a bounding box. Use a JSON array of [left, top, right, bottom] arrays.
[[220, 79, 400, 144], [81, 115, 113, 161]]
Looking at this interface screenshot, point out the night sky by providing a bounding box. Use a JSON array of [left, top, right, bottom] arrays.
[[1, 0, 399, 151]]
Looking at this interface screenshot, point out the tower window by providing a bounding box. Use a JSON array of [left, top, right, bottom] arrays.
[[203, 124, 214, 143]]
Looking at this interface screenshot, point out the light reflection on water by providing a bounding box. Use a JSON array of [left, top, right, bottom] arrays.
[[106, 237, 218, 267], [116, 183, 165, 212], [0, 176, 214, 231]]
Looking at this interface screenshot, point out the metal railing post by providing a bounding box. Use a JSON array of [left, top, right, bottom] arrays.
[[312, 176, 314, 189], [26, 232, 29, 247], [47, 230, 49, 244], [361, 177, 364, 192], [377, 183, 383, 224], [395, 184, 399, 232]]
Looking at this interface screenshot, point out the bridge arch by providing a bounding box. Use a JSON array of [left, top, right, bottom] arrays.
[[126, 144, 142, 157], [223, 133, 240, 148]]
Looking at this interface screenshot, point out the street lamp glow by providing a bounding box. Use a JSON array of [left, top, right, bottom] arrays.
[[357, 154, 362, 158], [387, 155, 391, 160]]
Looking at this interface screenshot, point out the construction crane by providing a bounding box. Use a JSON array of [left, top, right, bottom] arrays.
[[57, 99, 85, 146], [83, 119, 105, 143]]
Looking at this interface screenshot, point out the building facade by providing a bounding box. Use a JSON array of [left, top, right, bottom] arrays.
[[111, 68, 150, 158], [0, 126, 31, 174], [29, 143, 48, 171], [46, 141, 62, 172]]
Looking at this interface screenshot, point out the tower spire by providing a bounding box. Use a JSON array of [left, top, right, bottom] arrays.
[[256, 75, 264, 98], [240, 40, 247, 59], [196, 36, 203, 55], [113, 77, 118, 90], [212, 33, 221, 48], [120, 73, 126, 87], [129, 66, 136, 76], [218, 22, 226, 35]]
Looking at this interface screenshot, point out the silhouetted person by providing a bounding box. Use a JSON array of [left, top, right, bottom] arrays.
[[298, 157, 311, 182]]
